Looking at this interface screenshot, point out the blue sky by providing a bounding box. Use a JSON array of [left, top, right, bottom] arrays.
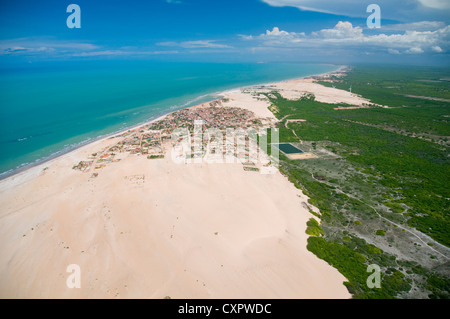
[[0, 0, 449, 65]]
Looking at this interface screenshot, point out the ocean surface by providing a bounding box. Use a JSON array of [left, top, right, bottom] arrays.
[[0, 61, 337, 178]]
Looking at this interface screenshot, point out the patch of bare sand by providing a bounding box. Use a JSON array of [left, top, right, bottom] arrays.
[[272, 78, 374, 106], [215, 76, 379, 121], [220, 89, 277, 120], [0, 140, 350, 298]]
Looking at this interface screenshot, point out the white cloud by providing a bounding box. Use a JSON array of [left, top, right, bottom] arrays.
[[418, 0, 450, 9], [262, 27, 305, 39], [0, 38, 182, 58], [381, 21, 446, 31], [241, 27, 305, 46], [313, 21, 363, 38], [238, 34, 254, 40], [261, 0, 337, 14], [3, 46, 27, 53], [432, 45, 443, 52], [0, 38, 99, 55], [72, 50, 125, 57], [266, 27, 290, 36], [260, 0, 450, 22], [157, 40, 232, 49], [240, 21, 450, 55], [388, 48, 401, 54], [406, 47, 425, 54]]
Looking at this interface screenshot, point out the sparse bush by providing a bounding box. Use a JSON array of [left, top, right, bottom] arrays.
[[376, 230, 386, 236]]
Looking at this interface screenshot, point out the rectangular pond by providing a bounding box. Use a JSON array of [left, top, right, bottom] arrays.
[[273, 143, 304, 154]]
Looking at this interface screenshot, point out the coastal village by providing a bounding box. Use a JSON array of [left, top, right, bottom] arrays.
[[71, 70, 359, 177], [72, 99, 276, 177]]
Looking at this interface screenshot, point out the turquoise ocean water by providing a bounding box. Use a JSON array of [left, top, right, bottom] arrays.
[[0, 61, 337, 178]]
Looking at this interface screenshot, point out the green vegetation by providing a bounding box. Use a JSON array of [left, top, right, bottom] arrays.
[[147, 155, 164, 159], [376, 230, 386, 236], [384, 201, 405, 214], [260, 65, 450, 299], [427, 275, 450, 299], [307, 236, 411, 298], [305, 218, 324, 236]]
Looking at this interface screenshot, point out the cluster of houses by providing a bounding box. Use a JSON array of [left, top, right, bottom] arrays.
[[72, 160, 93, 172], [72, 105, 273, 174], [148, 106, 257, 134]]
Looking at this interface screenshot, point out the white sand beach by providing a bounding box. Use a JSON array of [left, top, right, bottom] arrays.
[[0, 73, 355, 299]]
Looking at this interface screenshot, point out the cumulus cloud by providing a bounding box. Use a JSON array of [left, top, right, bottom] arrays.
[[240, 21, 450, 55], [240, 27, 305, 46], [266, 27, 290, 36], [312, 21, 363, 39], [263, 27, 306, 39]]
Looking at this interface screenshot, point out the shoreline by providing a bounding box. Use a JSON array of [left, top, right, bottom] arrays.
[[0, 94, 217, 181], [0, 64, 345, 183]]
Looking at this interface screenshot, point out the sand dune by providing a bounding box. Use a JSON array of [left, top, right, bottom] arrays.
[[272, 77, 372, 105], [217, 75, 376, 122], [220, 89, 277, 120]]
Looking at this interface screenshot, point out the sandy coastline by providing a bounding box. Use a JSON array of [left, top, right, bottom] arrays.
[[0, 68, 358, 298]]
